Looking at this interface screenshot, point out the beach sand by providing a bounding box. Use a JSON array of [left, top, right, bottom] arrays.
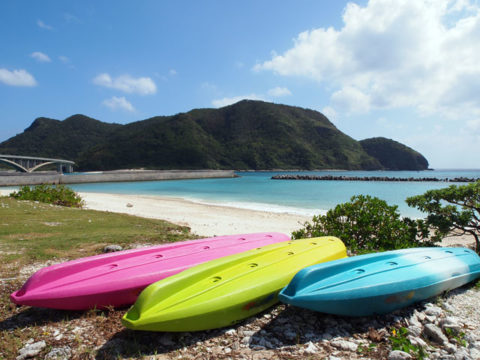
[[77, 192, 311, 237], [0, 188, 476, 246], [0, 188, 309, 236]]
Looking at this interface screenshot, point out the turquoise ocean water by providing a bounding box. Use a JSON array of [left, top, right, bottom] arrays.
[[70, 170, 480, 218]]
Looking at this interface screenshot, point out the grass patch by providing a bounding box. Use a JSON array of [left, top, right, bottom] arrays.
[[0, 196, 193, 276], [0, 195, 195, 358]]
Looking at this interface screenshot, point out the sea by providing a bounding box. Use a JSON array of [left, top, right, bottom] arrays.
[[69, 169, 480, 219]]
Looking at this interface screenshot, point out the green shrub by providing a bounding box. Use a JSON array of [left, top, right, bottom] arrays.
[[406, 181, 480, 253], [10, 184, 84, 208], [292, 195, 432, 253]]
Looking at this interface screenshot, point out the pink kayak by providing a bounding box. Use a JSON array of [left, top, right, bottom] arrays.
[[11, 232, 289, 310]]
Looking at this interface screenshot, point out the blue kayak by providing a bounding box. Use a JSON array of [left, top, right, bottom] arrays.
[[279, 247, 480, 316]]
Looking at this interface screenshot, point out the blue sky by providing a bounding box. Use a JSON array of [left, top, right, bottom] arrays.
[[1, 0, 479, 168]]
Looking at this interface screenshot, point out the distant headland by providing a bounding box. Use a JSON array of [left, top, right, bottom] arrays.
[[0, 100, 429, 172]]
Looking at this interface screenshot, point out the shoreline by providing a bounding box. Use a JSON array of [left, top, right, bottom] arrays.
[[0, 188, 476, 246], [0, 188, 311, 236], [76, 192, 312, 237]]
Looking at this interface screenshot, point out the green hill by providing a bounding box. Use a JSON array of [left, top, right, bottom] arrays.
[[360, 137, 429, 170], [0, 101, 429, 171], [0, 114, 121, 160]]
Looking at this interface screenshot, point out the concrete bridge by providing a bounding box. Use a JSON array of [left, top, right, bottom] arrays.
[[0, 154, 75, 173]]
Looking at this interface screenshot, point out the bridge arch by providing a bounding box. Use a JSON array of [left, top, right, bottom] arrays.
[[0, 158, 28, 172], [0, 154, 75, 173]]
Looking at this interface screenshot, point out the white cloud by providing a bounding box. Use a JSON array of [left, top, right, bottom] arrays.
[[255, 0, 480, 119], [212, 94, 265, 108], [63, 13, 81, 24], [37, 20, 53, 30], [321, 106, 338, 122], [102, 96, 135, 112], [93, 73, 157, 95], [30, 51, 51, 63], [59, 56, 70, 63], [267, 86, 292, 97], [201, 82, 218, 92], [466, 118, 480, 131], [169, 69, 177, 76], [331, 86, 371, 113], [403, 124, 480, 168], [0, 68, 37, 87]]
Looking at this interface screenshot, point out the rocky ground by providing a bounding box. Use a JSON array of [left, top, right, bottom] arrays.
[[2, 260, 480, 360]]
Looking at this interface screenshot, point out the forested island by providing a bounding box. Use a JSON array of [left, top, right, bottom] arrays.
[[0, 100, 429, 171]]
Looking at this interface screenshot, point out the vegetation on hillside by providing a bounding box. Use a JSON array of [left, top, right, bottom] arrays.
[[0, 114, 120, 160], [0, 100, 428, 171], [68, 101, 385, 170], [360, 137, 429, 170]]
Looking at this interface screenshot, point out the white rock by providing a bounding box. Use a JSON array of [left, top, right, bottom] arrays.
[[388, 350, 412, 360], [407, 314, 422, 328], [415, 310, 426, 322], [407, 325, 422, 337], [465, 333, 479, 345], [440, 316, 462, 333], [330, 339, 358, 352], [469, 347, 480, 359], [225, 329, 236, 336], [408, 335, 427, 348], [425, 305, 443, 317], [423, 323, 449, 345], [304, 341, 318, 354], [442, 302, 455, 313], [103, 244, 123, 253], [44, 346, 72, 360], [454, 348, 471, 360], [16, 340, 46, 360], [445, 343, 458, 354]]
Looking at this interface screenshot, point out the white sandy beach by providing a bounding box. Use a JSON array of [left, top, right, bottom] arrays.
[[78, 192, 312, 237], [0, 189, 310, 237], [0, 188, 476, 246]]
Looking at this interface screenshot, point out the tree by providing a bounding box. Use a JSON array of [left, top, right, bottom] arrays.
[[293, 195, 431, 253], [406, 181, 480, 253]]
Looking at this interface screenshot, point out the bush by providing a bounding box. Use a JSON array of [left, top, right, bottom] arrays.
[[406, 181, 480, 253], [292, 195, 432, 253], [10, 184, 84, 208]]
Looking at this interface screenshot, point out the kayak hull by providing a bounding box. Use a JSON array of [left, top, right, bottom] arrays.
[[11, 232, 290, 310], [279, 247, 480, 316], [122, 236, 347, 332]]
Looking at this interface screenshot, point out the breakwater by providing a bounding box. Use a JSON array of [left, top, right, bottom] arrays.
[[271, 174, 480, 182], [0, 170, 236, 186]]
